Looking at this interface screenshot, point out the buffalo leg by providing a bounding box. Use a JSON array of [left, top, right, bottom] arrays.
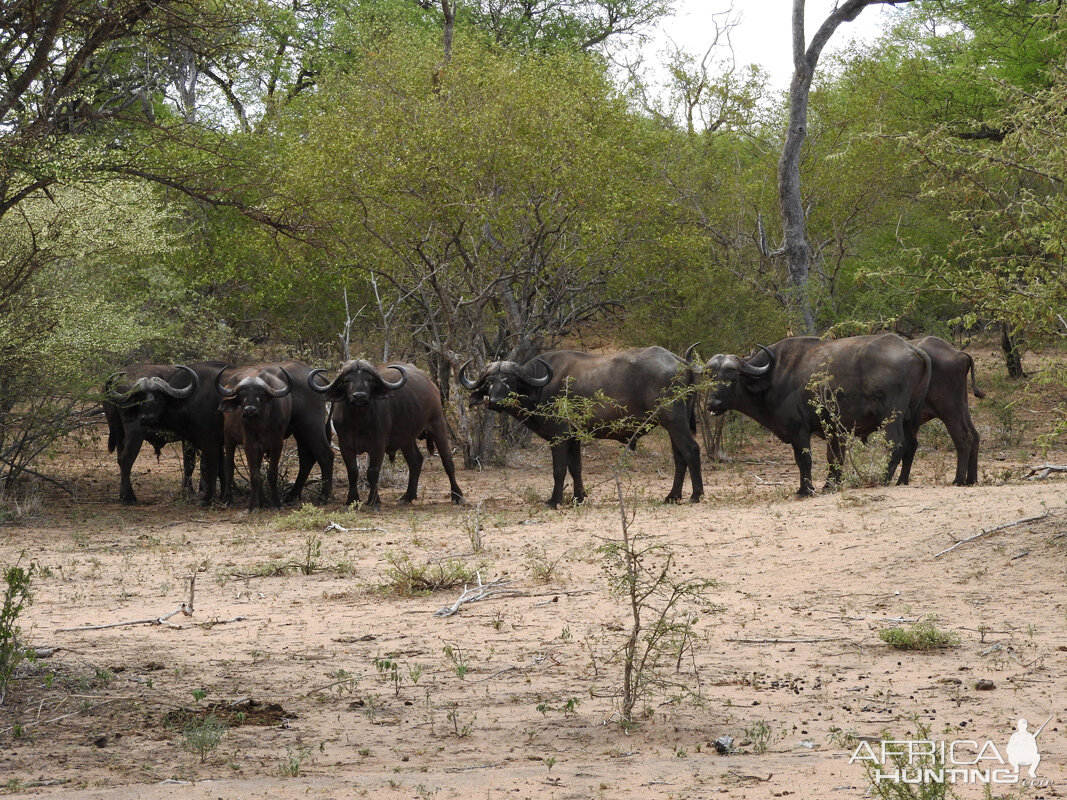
[[181, 442, 197, 499], [364, 450, 385, 510], [896, 424, 919, 485], [547, 443, 569, 509], [427, 420, 464, 504], [222, 440, 238, 506], [200, 444, 222, 506], [245, 445, 264, 511], [824, 436, 845, 491], [117, 429, 145, 505], [285, 439, 315, 505], [340, 442, 361, 507], [665, 426, 702, 503], [398, 441, 424, 505], [940, 413, 979, 486], [313, 436, 333, 504], [965, 422, 980, 485], [882, 416, 908, 486], [792, 440, 816, 497], [266, 442, 283, 509], [567, 439, 586, 504]]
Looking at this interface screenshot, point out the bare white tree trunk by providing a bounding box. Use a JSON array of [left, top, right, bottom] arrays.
[[778, 0, 914, 334]]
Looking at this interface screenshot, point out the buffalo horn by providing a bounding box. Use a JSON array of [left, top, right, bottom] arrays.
[[521, 357, 553, 388], [215, 366, 238, 397], [266, 367, 293, 398], [740, 345, 775, 377], [307, 368, 340, 394], [683, 342, 701, 364], [378, 364, 407, 390], [458, 360, 478, 390], [104, 371, 128, 400], [158, 364, 199, 399]]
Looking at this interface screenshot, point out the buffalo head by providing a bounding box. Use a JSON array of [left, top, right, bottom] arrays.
[[459, 358, 553, 410], [216, 367, 292, 420], [307, 360, 407, 407], [704, 345, 774, 415], [106, 365, 199, 427]]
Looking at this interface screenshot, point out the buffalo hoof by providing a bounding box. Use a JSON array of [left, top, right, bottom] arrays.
[[545, 499, 561, 510], [663, 494, 682, 504], [689, 494, 702, 503], [397, 495, 415, 506], [796, 486, 816, 498], [363, 500, 381, 512], [451, 493, 465, 506], [821, 482, 840, 494]]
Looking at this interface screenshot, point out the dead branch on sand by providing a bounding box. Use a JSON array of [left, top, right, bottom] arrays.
[[1026, 464, 1067, 480], [57, 575, 197, 631], [434, 573, 521, 617], [933, 512, 1050, 559]]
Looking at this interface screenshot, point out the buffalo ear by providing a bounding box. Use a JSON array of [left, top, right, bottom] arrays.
[[324, 386, 346, 402], [218, 397, 241, 413]]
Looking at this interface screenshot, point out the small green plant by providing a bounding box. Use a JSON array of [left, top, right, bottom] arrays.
[[374, 655, 403, 697], [988, 397, 1026, 446], [879, 618, 960, 651], [744, 720, 776, 754], [0, 558, 34, 704], [277, 746, 312, 777], [463, 501, 484, 553], [446, 701, 473, 737], [442, 644, 469, 679], [191, 688, 207, 703], [300, 535, 322, 575], [600, 477, 718, 725], [380, 553, 479, 596], [807, 371, 894, 488], [834, 721, 950, 800], [523, 545, 569, 584], [182, 715, 226, 763]]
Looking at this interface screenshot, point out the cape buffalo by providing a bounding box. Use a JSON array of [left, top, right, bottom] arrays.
[[897, 336, 984, 486], [460, 346, 703, 509], [104, 361, 227, 505], [308, 360, 464, 509], [704, 335, 932, 496], [217, 361, 333, 510]]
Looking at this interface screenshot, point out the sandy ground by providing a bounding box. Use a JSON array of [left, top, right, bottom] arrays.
[[1, 359, 1066, 800]]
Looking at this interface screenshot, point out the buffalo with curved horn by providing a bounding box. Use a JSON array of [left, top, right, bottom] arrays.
[[460, 346, 703, 509], [103, 362, 228, 505], [309, 359, 463, 509], [217, 362, 333, 510], [704, 334, 932, 496]]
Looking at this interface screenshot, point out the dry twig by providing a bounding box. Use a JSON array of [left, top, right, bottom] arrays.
[[933, 512, 1050, 559], [1025, 464, 1067, 480], [434, 573, 520, 617], [58, 575, 197, 631]]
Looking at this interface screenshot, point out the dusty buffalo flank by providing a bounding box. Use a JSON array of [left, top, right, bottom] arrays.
[[1, 347, 1066, 800]]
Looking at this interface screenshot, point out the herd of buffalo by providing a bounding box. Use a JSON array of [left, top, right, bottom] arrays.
[[102, 333, 984, 510]]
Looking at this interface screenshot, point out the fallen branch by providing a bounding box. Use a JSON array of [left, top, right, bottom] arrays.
[[434, 573, 520, 617], [58, 574, 196, 631], [725, 637, 847, 644], [324, 522, 386, 534], [1025, 464, 1067, 480], [934, 512, 1050, 559]]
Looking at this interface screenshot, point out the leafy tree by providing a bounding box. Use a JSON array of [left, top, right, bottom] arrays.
[[274, 32, 683, 462]]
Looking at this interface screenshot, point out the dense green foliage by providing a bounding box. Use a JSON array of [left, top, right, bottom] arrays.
[[1, 0, 1064, 480]]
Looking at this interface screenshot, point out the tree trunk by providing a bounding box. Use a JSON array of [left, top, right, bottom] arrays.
[[778, 0, 915, 334], [1000, 323, 1025, 379]]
